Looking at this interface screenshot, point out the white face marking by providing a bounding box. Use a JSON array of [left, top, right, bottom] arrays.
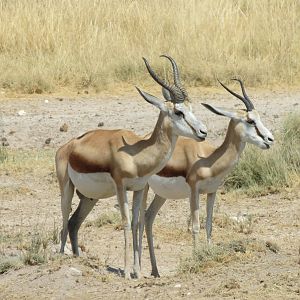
[[243, 110, 274, 149], [170, 103, 207, 141]]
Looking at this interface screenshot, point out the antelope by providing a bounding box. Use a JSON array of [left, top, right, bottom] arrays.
[[55, 55, 207, 279], [142, 79, 274, 277]]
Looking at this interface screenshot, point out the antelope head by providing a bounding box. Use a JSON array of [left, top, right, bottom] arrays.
[[136, 55, 207, 141], [202, 79, 274, 149]]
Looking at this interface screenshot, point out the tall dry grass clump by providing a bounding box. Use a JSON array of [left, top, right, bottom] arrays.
[[225, 113, 300, 195], [0, 0, 299, 93]]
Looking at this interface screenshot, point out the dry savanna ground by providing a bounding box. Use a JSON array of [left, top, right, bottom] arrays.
[[0, 88, 299, 299]]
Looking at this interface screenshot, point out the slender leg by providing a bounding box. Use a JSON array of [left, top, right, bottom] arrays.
[[190, 186, 200, 250], [138, 184, 149, 268], [206, 192, 216, 245], [60, 180, 74, 253], [68, 191, 98, 256], [131, 189, 144, 279], [145, 194, 166, 278], [115, 183, 131, 279]]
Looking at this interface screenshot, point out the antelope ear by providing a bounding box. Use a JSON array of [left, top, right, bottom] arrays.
[[201, 103, 238, 119], [162, 87, 172, 101], [136, 87, 167, 112]]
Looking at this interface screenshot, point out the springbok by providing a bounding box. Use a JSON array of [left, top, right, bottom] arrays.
[[142, 79, 274, 277], [55, 55, 207, 279]]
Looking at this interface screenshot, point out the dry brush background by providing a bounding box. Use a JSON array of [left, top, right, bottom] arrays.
[[0, 0, 300, 93]]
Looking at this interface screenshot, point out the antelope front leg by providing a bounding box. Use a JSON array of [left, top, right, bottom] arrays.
[[131, 189, 144, 279], [190, 186, 200, 250], [116, 184, 132, 279], [206, 192, 216, 245]]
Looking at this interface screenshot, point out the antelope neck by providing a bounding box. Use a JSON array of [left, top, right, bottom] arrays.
[[210, 120, 246, 175], [217, 120, 246, 165], [147, 111, 177, 151]]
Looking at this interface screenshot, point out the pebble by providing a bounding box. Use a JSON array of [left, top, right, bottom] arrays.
[[69, 267, 82, 277], [98, 122, 104, 127], [17, 110, 26, 116], [45, 138, 51, 145], [60, 123, 69, 132]]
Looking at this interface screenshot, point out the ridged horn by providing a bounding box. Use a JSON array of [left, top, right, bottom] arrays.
[[218, 79, 254, 111]]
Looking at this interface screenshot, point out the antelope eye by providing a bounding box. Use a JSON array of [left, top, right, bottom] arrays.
[[247, 119, 255, 125], [175, 110, 184, 117]]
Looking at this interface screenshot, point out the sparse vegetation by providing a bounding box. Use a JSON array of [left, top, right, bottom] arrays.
[[0, 0, 300, 93], [22, 232, 51, 265], [0, 146, 8, 163], [86, 212, 121, 229], [225, 113, 300, 195], [0, 257, 22, 274], [0, 149, 54, 175], [179, 239, 266, 274]]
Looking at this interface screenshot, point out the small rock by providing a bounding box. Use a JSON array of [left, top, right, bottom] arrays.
[[273, 114, 279, 119], [60, 123, 69, 132], [57, 97, 63, 101], [84, 90, 89, 94], [98, 122, 104, 127], [266, 240, 279, 253], [8, 130, 16, 135], [44, 100, 49, 103], [174, 284, 181, 288], [69, 267, 82, 277], [17, 110, 26, 116], [2, 141, 9, 147], [45, 138, 51, 145], [224, 279, 240, 289]]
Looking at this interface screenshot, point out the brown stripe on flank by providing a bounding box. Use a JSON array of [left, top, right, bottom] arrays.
[[69, 152, 111, 173], [157, 165, 186, 178]]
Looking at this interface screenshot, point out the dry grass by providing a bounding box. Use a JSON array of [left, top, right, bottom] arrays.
[[0, 148, 55, 175], [0, 0, 299, 93], [85, 212, 121, 229], [179, 239, 267, 274]]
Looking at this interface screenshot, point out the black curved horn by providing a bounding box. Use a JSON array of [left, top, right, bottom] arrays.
[[218, 79, 254, 111], [160, 55, 189, 99], [142, 56, 187, 103], [142, 57, 171, 91], [231, 78, 254, 111]]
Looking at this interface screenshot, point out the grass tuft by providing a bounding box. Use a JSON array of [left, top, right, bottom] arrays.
[[179, 239, 266, 274], [86, 212, 121, 229], [0, 256, 22, 274], [0, 147, 8, 163]]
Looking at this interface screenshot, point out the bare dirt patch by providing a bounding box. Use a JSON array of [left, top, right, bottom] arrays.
[[0, 89, 299, 299]]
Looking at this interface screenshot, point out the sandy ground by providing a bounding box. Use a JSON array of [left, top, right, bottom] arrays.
[[0, 88, 299, 299]]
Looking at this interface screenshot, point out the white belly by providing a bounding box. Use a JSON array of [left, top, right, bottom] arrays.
[[68, 164, 149, 199], [68, 164, 116, 199], [149, 174, 224, 200], [148, 175, 190, 199]]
